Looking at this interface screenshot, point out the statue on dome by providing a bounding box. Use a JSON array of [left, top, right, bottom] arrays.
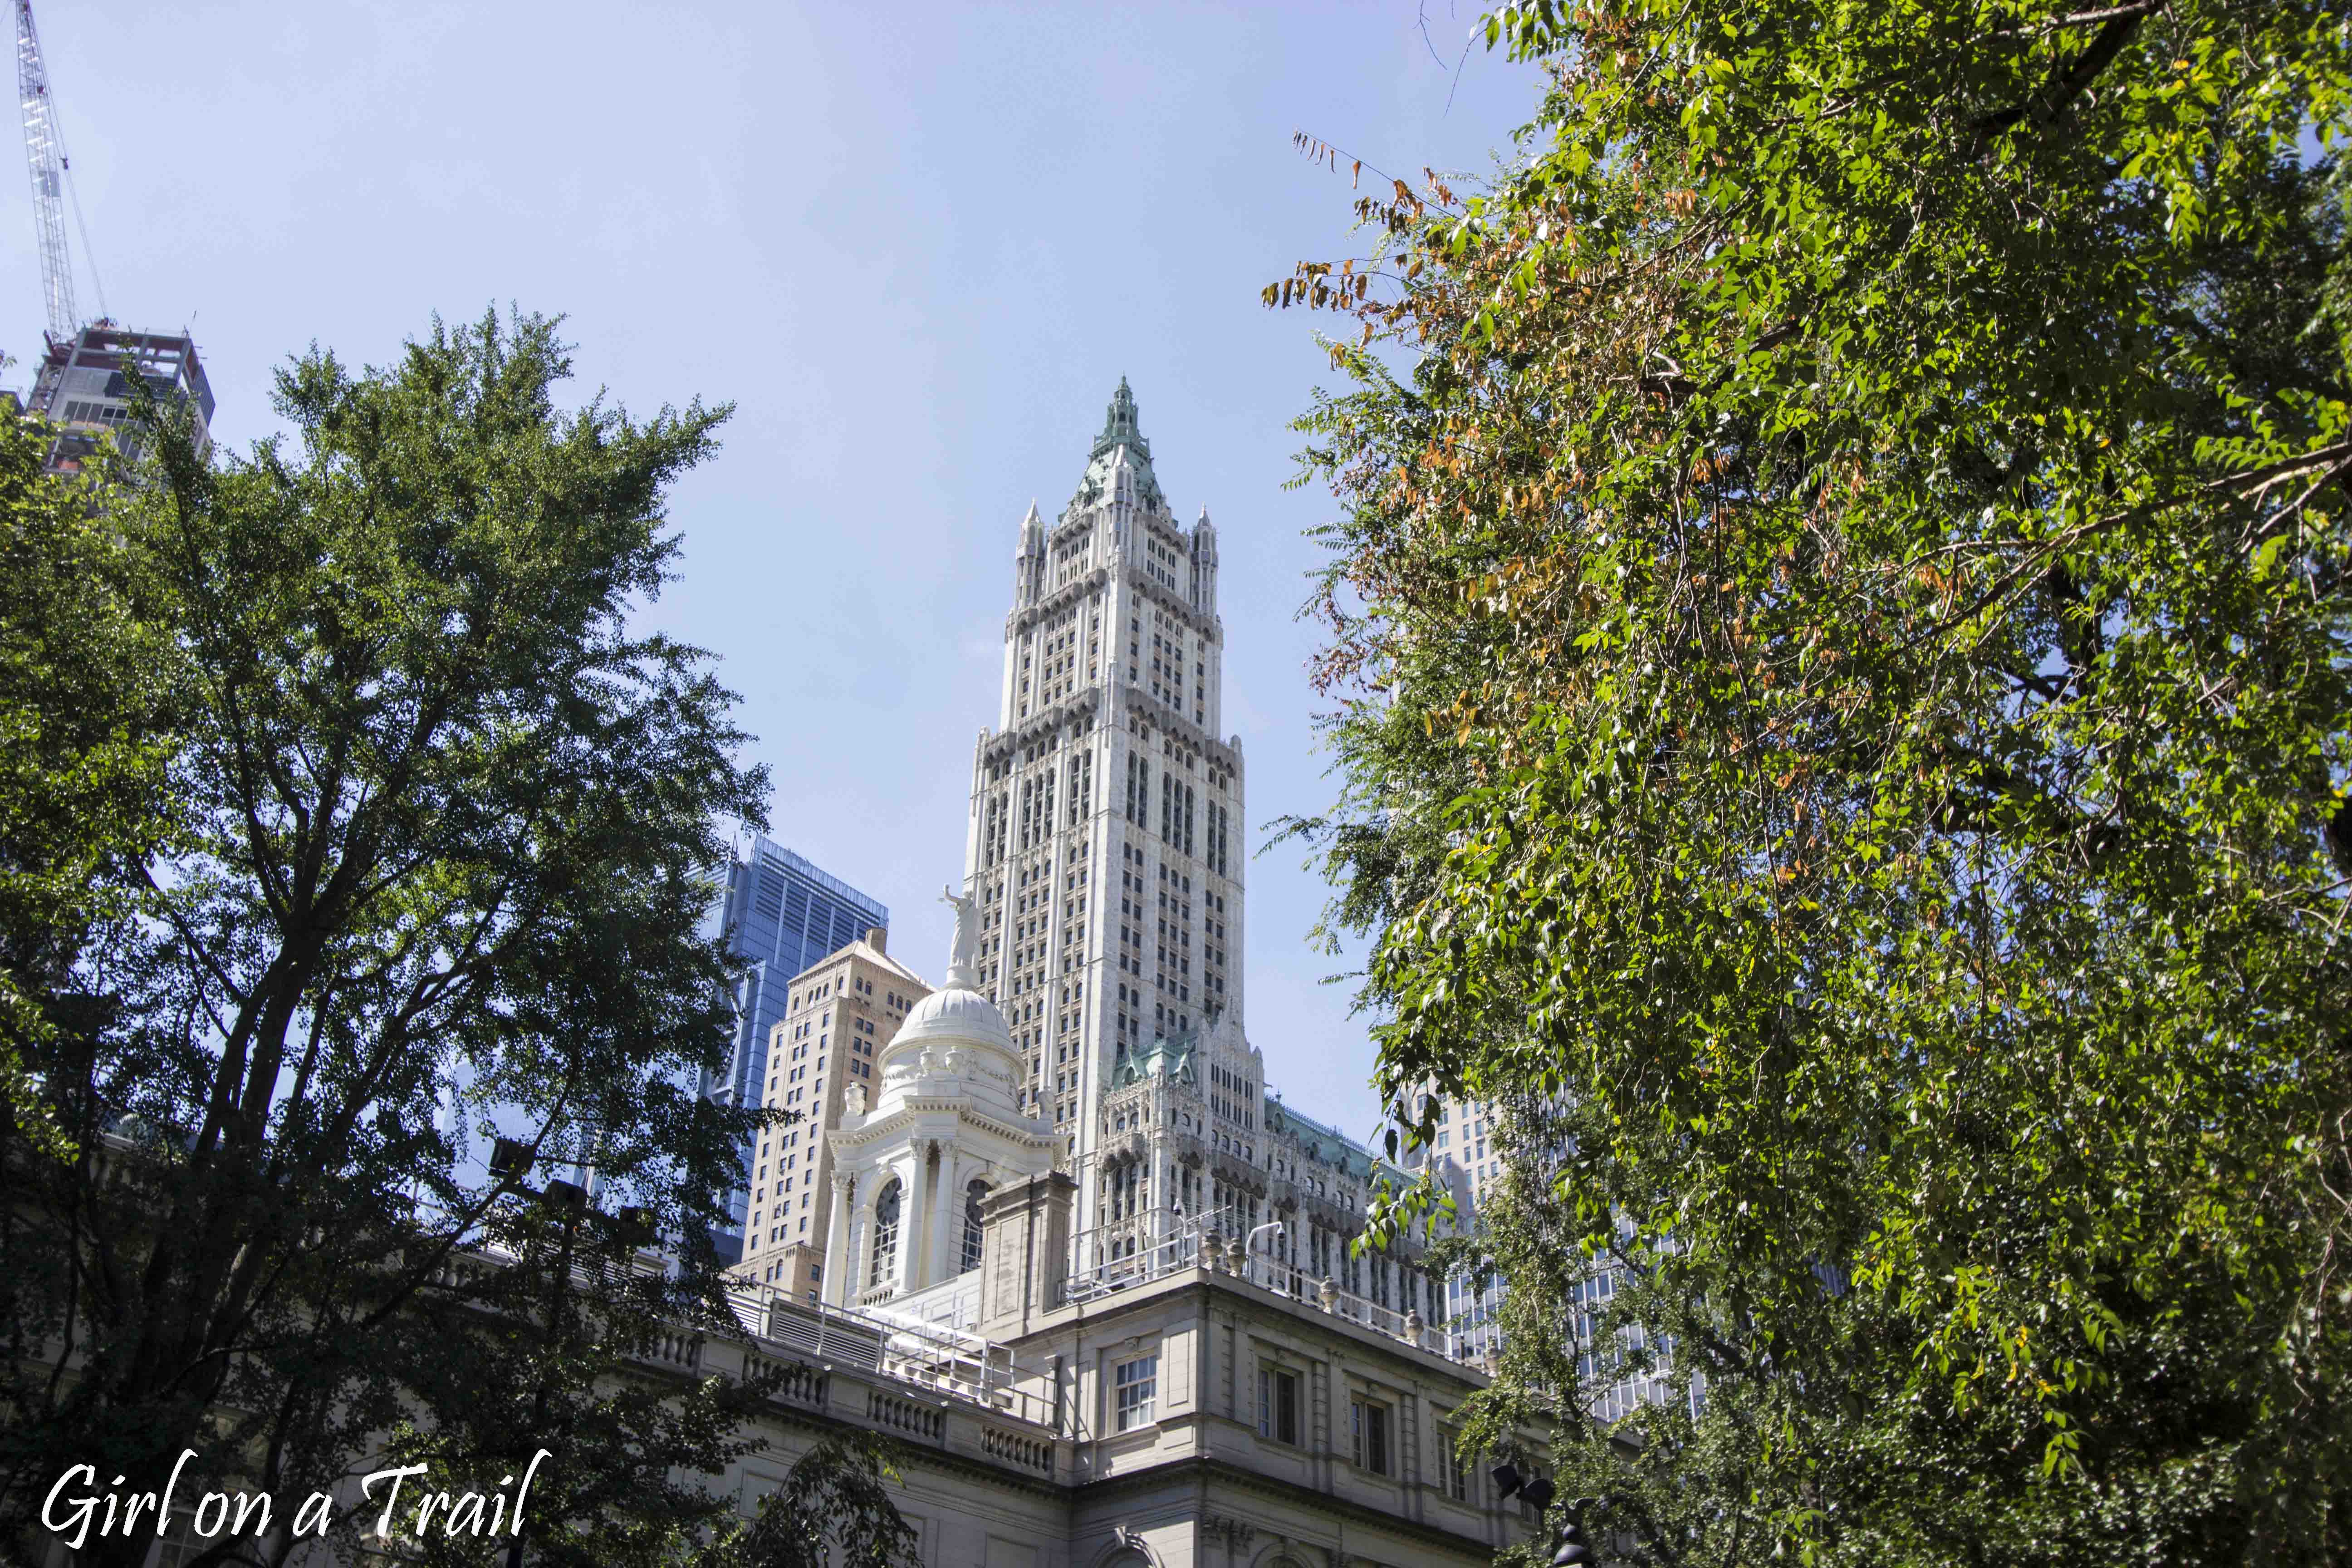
[[941, 884, 980, 984]]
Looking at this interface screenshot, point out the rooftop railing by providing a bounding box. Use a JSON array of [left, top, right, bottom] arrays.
[[725, 1281, 1058, 1431], [1065, 1207, 1481, 1368]]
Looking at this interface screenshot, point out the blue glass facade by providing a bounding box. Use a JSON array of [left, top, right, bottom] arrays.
[[713, 835, 889, 1110]]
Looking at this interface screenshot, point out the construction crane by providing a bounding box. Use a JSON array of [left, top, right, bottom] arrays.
[[15, 0, 97, 345]]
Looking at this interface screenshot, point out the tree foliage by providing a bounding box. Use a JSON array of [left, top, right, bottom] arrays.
[[1275, 0, 2352, 1560], [701, 1436, 923, 1568], [0, 310, 834, 1567], [0, 408, 178, 1161], [384, 1196, 918, 1568]]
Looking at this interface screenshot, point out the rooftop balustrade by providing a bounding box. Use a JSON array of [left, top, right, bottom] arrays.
[[1064, 1206, 1480, 1367]]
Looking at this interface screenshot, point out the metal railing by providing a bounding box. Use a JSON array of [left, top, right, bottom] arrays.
[[1065, 1206, 1225, 1302], [725, 1281, 1058, 1431], [403, 1205, 1065, 1432], [1064, 1207, 1480, 1367]]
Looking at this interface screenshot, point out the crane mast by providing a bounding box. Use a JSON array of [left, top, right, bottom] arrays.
[[15, 0, 74, 343]]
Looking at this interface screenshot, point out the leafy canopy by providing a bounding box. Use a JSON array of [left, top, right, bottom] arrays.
[[0, 406, 177, 1161], [1276, 0, 2352, 1561], [0, 310, 813, 1568]]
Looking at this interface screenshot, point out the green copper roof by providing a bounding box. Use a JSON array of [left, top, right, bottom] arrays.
[[1090, 376, 1152, 463], [1066, 377, 1165, 518], [1116, 1027, 1196, 1086], [1266, 1097, 1386, 1180]]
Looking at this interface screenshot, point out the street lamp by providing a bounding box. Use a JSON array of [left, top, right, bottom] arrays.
[[1548, 1514, 1596, 1568]]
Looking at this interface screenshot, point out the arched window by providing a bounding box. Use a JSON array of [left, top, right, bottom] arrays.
[[869, 1177, 902, 1289], [960, 1178, 989, 1274]]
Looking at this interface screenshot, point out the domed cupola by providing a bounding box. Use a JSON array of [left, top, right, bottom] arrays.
[[821, 885, 1058, 1309]]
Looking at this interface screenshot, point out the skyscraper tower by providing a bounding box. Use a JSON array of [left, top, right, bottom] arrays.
[[963, 379, 1250, 1208]]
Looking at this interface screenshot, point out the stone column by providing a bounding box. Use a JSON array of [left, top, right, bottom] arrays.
[[891, 1156, 920, 1298], [902, 1146, 930, 1290], [925, 1140, 960, 1287], [820, 1174, 852, 1306]]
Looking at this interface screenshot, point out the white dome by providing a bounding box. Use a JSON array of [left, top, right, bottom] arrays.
[[893, 985, 1014, 1055], [864, 982, 1028, 1122]]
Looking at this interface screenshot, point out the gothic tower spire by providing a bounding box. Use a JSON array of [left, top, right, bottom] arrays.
[[960, 381, 1248, 1228]]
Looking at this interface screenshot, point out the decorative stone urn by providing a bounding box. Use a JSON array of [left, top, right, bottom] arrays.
[[1319, 1276, 1339, 1313]]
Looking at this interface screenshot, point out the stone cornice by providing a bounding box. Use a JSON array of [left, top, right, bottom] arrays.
[[983, 691, 1105, 764], [1070, 1454, 1509, 1560], [1010, 564, 1113, 633], [1120, 687, 1241, 773], [1025, 1270, 1485, 1387], [836, 1100, 1055, 1153]]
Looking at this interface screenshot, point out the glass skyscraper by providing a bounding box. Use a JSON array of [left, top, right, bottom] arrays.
[[712, 833, 890, 1110]]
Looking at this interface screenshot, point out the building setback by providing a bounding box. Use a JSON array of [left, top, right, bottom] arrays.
[[963, 377, 1237, 1169]]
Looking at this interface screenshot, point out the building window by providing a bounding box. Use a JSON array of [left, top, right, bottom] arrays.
[[1351, 1397, 1391, 1476], [1113, 1354, 1158, 1432], [869, 1177, 902, 1289], [1258, 1366, 1300, 1446], [1440, 1426, 1470, 1501], [960, 1178, 988, 1274]]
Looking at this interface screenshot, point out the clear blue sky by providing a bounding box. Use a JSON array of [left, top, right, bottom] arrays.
[[5, 1, 1539, 1146]]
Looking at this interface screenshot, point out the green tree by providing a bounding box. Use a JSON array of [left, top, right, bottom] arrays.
[[382, 1195, 919, 1568], [702, 1437, 922, 1568], [0, 310, 825, 1567], [0, 401, 178, 1161], [1274, 1, 2352, 1561]]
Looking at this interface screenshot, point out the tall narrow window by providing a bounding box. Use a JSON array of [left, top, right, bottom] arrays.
[[960, 1178, 989, 1274], [868, 1177, 902, 1289], [1440, 1427, 1469, 1500], [1259, 1366, 1300, 1446], [1114, 1354, 1159, 1432], [1351, 1397, 1391, 1475]]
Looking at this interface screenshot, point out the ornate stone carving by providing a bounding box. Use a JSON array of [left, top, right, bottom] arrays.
[[1201, 1514, 1255, 1552]]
